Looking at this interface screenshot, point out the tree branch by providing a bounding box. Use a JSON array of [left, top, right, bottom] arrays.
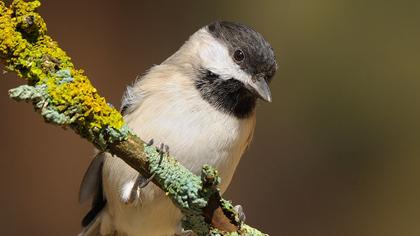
[[0, 1, 268, 235]]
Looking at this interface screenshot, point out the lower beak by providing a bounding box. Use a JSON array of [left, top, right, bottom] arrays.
[[247, 77, 272, 102]]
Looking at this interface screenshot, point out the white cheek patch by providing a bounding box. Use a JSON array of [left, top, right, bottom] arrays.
[[197, 29, 252, 84]]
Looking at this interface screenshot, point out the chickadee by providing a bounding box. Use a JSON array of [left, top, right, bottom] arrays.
[[79, 21, 277, 236]]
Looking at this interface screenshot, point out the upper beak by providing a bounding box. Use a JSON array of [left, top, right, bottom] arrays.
[[247, 76, 272, 102]]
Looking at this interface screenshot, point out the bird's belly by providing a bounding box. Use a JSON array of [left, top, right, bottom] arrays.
[[127, 101, 254, 192], [104, 97, 255, 235]]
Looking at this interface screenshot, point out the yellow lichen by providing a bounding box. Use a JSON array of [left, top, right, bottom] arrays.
[[1, 0, 128, 148]]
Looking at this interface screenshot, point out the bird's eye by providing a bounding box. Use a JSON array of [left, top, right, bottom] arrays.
[[233, 49, 245, 62]]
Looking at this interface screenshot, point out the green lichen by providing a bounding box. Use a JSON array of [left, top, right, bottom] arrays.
[[209, 199, 267, 236], [1, 0, 129, 149], [9, 84, 47, 103], [143, 144, 213, 235], [143, 144, 265, 236]]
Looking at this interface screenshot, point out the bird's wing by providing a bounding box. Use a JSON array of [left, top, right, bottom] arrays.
[[243, 114, 257, 152], [120, 76, 146, 115], [79, 152, 105, 203], [79, 152, 107, 228]]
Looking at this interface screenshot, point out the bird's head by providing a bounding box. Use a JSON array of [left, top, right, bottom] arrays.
[[167, 21, 277, 118]]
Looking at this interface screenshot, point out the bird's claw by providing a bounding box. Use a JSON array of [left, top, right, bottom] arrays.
[[233, 205, 246, 223], [125, 139, 170, 204], [138, 140, 169, 189]]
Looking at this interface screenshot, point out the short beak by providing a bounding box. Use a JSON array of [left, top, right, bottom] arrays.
[[247, 76, 272, 102]]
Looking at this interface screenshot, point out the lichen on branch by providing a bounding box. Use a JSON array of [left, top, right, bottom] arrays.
[[0, 1, 268, 235], [0, 0, 128, 149]]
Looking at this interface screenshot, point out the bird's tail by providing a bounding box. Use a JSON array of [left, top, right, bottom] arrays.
[[79, 153, 113, 236], [78, 212, 102, 236], [78, 208, 116, 236]]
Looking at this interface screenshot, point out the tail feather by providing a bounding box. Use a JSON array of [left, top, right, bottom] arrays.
[[78, 213, 101, 236], [79, 208, 115, 236], [82, 198, 106, 227]]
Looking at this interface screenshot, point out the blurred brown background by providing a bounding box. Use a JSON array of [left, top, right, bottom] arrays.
[[1, 0, 420, 235]]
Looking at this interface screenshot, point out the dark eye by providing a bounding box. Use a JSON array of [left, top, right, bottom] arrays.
[[233, 49, 245, 62]]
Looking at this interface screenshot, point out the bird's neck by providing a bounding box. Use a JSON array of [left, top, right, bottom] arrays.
[[195, 69, 257, 119]]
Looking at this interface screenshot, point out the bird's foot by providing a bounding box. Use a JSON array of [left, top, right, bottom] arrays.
[[140, 141, 168, 187], [146, 138, 154, 146], [233, 205, 246, 223], [122, 140, 169, 205], [146, 138, 170, 164], [136, 139, 169, 187]]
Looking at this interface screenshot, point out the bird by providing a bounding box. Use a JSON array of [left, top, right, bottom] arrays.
[[78, 21, 277, 236]]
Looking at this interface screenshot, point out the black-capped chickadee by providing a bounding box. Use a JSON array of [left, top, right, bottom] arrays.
[[79, 21, 277, 236]]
